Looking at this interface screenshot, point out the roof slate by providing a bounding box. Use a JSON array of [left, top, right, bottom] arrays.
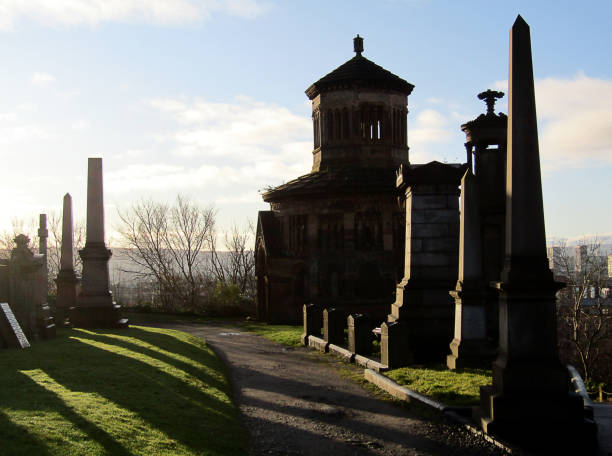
[[305, 55, 414, 99]]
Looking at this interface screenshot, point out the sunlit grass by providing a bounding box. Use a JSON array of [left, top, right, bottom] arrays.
[[237, 322, 303, 347], [385, 364, 492, 406], [0, 326, 248, 456]]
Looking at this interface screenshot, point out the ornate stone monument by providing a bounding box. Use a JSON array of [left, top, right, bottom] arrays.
[[70, 158, 128, 328], [55, 193, 79, 326], [7, 234, 55, 340], [446, 169, 495, 369], [477, 16, 595, 453]]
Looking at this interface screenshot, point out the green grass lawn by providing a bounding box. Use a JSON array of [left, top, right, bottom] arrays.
[[236, 322, 303, 347], [385, 364, 492, 406], [0, 326, 248, 456]]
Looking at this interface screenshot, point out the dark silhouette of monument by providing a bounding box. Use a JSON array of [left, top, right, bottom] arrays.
[[256, 36, 413, 323], [476, 16, 596, 453]]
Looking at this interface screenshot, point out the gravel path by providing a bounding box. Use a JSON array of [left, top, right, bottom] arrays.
[[146, 321, 506, 456]]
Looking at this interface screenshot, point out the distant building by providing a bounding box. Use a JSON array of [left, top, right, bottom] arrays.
[[608, 254, 612, 278], [574, 245, 588, 273], [547, 246, 564, 277]]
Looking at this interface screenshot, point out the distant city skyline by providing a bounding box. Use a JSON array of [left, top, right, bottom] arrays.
[[0, 1, 611, 243]]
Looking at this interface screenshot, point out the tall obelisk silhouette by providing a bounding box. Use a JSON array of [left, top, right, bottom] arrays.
[[477, 16, 595, 453]]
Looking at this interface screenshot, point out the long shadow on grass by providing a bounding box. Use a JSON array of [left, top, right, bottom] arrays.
[[0, 408, 54, 456], [0, 372, 131, 456], [72, 328, 227, 393], [2, 328, 247, 456]]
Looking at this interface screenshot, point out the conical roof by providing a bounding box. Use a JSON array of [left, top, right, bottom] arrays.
[[305, 36, 414, 99]]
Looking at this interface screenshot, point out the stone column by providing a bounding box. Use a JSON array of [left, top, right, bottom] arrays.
[[55, 193, 79, 326], [447, 169, 495, 369], [70, 158, 127, 328], [477, 16, 595, 453]]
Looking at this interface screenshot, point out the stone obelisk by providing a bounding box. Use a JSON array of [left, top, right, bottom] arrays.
[[55, 193, 79, 326], [477, 16, 595, 453], [70, 158, 127, 328], [447, 169, 494, 369]]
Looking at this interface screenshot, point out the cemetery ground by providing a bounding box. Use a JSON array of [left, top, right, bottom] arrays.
[[131, 314, 505, 455], [0, 326, 248, 456]]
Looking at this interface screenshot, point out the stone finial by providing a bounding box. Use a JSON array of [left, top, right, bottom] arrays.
[[477, 89, 504, 116], [353, 34, 363, 56], [60, 193, 74, 271]]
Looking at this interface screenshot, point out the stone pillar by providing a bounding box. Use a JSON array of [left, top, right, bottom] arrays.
[[447, 170, 495, 369], [477, 16, 595, 453], [55, 193, 79, 326], [70, 158, 128, 328], [348, 314, 372, 355], [380, 320, 409, 368], [383, 162, 462, 365], [301, 303, 321, 345], [323, 308, 345, 346]]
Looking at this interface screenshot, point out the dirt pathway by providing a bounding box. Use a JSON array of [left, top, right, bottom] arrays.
[[146, 321, 505, 456]]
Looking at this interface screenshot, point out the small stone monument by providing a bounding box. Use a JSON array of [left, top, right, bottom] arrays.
[[55, 193, 80, 326], [70, 158, 128, 328], [477, 16, 596, 453], [7, 234, 55, 340]]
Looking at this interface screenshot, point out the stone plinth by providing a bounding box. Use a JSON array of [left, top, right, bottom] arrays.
[[348, 314, 372, 355], [476, 16, 596, 453], [71, 158, 127, 329], [323, 308, 345, 346]]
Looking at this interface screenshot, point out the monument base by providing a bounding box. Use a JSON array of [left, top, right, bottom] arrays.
[[55, 269, 79, 327], [477, 385, 597, 453], [387, 280, 455, 364], [70, 303, 128, 329], [446, 337, 496, 370]]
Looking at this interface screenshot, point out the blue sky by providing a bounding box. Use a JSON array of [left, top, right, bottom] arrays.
[[0, 0, 611, 244]]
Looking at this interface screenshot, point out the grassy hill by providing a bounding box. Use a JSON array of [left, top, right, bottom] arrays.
[[0, 326, 248, 456]]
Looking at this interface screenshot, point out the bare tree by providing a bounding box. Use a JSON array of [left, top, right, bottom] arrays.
[[117, 196, 216, 312], [555, 238, 612, 382], [208, 220, 256, 297]]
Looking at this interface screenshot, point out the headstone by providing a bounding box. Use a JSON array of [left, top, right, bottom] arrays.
[[70, 158, 128, 328], [476, 16, 596, 453], [55, 193, 79, 326], [447, 169, 495, 369], [323, 308, 345, 346], [0, 302, 30, 348], [348, 314, 372, 356]]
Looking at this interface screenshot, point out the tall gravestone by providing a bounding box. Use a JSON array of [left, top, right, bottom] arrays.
[[447, 169, 495, 369], [55, 193, 79, 326], [70, 158, 128, 328], [477, 16, 595, 453]]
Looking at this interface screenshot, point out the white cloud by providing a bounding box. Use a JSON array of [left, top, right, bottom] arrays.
[[30, 72, 55, 86], [0, 0, 269, 30], [409, 108, 453, 162], [536, 73, 612, 170]]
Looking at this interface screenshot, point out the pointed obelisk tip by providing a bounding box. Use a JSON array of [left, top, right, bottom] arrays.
[[513, 14, 529, 29], [64, 192, 71, 200]]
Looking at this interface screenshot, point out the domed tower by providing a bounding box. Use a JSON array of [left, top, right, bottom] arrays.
[[256, 36, 414, 323], [306, 34, 414, 172]]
